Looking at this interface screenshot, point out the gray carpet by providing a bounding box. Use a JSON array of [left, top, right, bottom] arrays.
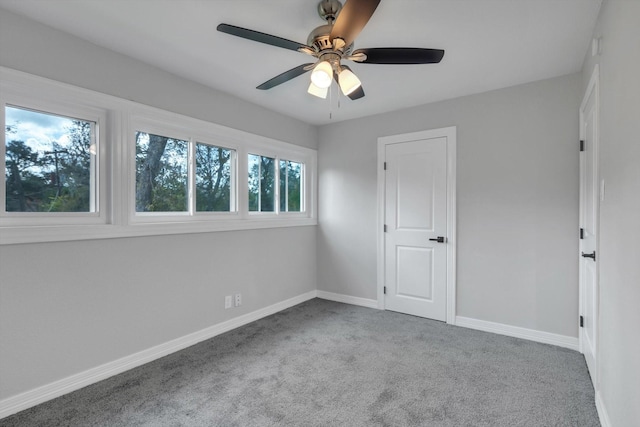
[[1, 299, 599, 426]]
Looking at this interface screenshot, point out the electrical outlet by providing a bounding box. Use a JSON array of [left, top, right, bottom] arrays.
[[234, 293, 242, 307], [224, 295, 232, 309]]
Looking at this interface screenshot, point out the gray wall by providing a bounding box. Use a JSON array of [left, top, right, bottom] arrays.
[[0, 10, 317, 400], [0, 228, 316, 398], [318, 73, 582, 338], [581, 0, 640, 424]]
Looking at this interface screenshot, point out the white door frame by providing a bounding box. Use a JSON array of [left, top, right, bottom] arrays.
[[579, 65, 600, 386], [376, 127, 457, 324]]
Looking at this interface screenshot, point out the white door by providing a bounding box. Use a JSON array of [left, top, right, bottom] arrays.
[[579, 67, 599, 384], [384, 137, 448, 320]]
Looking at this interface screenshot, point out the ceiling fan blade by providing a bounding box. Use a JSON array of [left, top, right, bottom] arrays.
[[330, 0, 380, 47], [217, 23, 310, 52], [334, 65, 366, 100], [257, 63, 314, 90], [351, 48, 445, 64]]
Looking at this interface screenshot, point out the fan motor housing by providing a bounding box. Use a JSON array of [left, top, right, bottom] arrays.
[[307, 24, 333, 51], [307, 24, 354, 55]]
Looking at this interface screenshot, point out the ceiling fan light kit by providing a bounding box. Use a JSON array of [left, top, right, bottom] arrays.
[[308, 82, 329, 99], [311, 60, 334, 88], [217, 0, 444, 101], [338, 68, 361, 96]]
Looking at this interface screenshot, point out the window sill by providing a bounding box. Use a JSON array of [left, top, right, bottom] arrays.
[[0, 217, 318, 245]]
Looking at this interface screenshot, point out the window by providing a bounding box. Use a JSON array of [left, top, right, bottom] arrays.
[[280, 160, 303, 212], [1, 68, 316, 245], [135, 132, 188, 213], [195, 143, 234, 212], [248, 154, 275, 212], [5, 106, 97, 213], [248, 155, 305, 214], [133, 126, 238, 217]]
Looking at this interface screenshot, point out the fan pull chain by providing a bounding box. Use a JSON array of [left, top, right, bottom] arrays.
[[329, 83, 333, 120]]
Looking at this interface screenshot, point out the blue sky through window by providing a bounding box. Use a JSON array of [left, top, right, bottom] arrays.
[[5, 106, 75, 153]]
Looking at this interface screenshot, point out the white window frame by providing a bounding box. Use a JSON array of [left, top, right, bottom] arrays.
[[0, 76, 109, 228], [129, 115, 242, 223], [129, 116, 195, 223], [0, 67, 317, 245], [244, 148, 315, 219], [128, 107, 316, 227]]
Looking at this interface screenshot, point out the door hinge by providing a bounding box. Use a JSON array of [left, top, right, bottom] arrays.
[[580, 228, 584, 239], [580, 140, 585, 152], [383, 162, 387, 170], [383, 286, 387, 295], [580, 315, 584, 328], [384, 224, 388, 232]]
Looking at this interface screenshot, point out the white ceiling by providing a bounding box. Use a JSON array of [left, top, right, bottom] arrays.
[[0, 0, 602, 125]]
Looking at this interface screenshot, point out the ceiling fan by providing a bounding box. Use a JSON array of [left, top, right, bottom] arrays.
[[217, 0, 445, 100]]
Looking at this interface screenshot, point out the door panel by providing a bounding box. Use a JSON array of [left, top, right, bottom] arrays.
[[384, 137, 447, 320], [396, 152, 435, 230], [396, 246, 433, 300]]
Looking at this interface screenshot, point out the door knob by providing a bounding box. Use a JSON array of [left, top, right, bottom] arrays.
[[429, 236, 446, 243], [581, 251, 596, 261]]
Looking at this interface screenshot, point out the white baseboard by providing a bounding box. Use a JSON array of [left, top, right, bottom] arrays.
[[455, 316, 579, 351], [595, 391, 611, 427], [0, 290, 317, 420], [316, 290, 379, 309], [0, 294, 586, 420]]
